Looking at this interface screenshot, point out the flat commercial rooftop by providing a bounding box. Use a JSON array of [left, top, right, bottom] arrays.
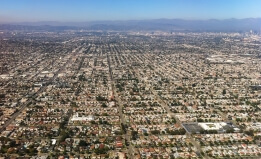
[[182, 122, 239, 134]]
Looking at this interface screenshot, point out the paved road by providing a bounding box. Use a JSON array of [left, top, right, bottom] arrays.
[[133, 68, 207, 158], [107, 52, 135, 158], [0, 50, 77, 133]]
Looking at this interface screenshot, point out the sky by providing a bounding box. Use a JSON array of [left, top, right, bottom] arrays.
[[0, 0, 261, 22]]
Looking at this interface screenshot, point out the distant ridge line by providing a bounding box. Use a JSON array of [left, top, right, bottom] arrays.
[[1, 18, 261, 32]]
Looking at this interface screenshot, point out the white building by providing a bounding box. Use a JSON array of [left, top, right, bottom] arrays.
[[198, 122, 227, 131], [71, 113, 94, 121]]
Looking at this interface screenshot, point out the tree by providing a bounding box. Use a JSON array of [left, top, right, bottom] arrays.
[[151, 130, 160, 135], [96, 95, 107, 101], [101, 103, 107, 108], [226, 128, 234, 133], [70, 102, 78, 107], [197, 118, 204, 122], [9, 140, 16, 147], [59, 130, 69, 142], [245, 130, 254, 136], [121, 123, 127, 134], [79, 140, 88, 147], [131, 131, 138, 140], [222, 89, 226, 95]]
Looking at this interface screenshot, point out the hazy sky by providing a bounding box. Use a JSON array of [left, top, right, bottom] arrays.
[[1, 0, 261, 22]]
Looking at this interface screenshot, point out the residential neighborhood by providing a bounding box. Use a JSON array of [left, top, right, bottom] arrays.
[[0, 29, 261, 158]]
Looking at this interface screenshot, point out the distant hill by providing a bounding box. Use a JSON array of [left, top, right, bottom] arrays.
[[1, 18, 261, 32]]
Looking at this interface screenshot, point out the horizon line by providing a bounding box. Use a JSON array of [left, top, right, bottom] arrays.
[[0, 17, 261, 24]]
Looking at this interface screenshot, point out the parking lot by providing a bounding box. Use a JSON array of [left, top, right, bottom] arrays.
[[182, 123, 203, 134]]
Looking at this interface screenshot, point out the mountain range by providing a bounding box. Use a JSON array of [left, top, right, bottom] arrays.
[[1, 18, 261, 32]]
